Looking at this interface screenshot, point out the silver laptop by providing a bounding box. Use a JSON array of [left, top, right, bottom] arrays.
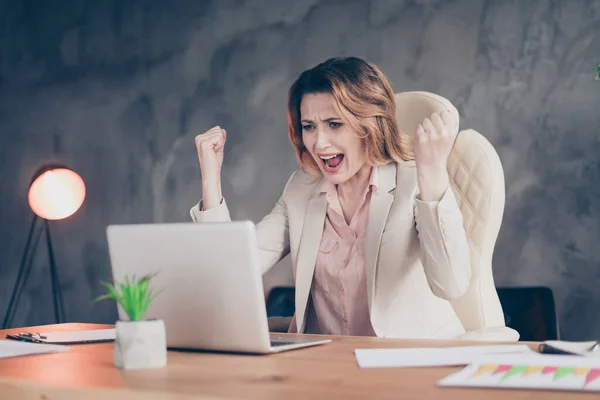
[[105, 220, 330, 354]]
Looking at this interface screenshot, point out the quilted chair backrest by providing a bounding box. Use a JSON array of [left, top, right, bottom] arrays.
[[395, 91, 518, 341]]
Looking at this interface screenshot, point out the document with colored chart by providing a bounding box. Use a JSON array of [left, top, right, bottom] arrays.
[[438, 353, 600, 392]]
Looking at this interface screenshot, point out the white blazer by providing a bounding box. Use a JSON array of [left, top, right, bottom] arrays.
[[190, 161, 472, 338]]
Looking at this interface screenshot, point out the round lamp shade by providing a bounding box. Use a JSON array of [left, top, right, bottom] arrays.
[[28, 167, 86, 220]]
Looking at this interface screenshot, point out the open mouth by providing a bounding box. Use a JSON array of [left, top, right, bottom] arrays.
[[319, 154, 344, 173]]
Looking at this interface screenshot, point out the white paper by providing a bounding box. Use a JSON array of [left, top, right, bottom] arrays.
[[463, 353, 600, 369], [354, 344, 532, 368], [438, 353, 600, 393], [0, 340, 68, 359], [40, 328, 116, 343]]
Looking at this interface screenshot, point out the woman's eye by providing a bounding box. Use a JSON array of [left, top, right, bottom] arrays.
[[302, 125, 313, 131], [329, 122, 341, 129]]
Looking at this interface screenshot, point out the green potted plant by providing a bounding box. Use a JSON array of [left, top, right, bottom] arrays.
[[96, 273, 166, 370]]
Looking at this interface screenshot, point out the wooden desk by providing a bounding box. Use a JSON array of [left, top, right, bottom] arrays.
[[0, 323, 587, 399]]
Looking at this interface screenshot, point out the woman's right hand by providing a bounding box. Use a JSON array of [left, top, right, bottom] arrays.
[[195, 126, 226, 210]]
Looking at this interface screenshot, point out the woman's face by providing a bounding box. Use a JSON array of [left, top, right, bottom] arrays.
[[301, 92, 367, 185]]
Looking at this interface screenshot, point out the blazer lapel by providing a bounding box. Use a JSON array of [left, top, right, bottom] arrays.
[[294, 192, 328, 333], [365, 163, 397, 311]]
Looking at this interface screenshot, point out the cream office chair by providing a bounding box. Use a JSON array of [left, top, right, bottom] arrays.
[[395, 91, 519, 341]]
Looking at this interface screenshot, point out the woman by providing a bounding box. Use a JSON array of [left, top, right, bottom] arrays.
[[190, 57, 471, 338]]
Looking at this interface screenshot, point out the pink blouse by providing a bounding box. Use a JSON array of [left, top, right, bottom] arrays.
[[304, 168, 378, 336]]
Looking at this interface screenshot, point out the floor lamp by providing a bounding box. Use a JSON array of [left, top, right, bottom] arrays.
[[2, 164, 86, 329]]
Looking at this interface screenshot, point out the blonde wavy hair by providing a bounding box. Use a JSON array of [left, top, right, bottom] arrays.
[[287, 57, 414, 177]]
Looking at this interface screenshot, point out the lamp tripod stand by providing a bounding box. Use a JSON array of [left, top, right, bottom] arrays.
[[2, 165, 85, 329], [2, 214, 65, 329]]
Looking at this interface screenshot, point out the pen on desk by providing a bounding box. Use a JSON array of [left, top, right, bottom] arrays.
[[538, 341, 600, 356], [5, 332, 47, 343]]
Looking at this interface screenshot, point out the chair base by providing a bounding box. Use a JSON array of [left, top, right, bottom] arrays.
[[456, 326, 521, 342], [268, 316, 293, 333]]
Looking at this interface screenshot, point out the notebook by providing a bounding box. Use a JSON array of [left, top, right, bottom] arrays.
[[6, 329, 116, 345], [0, 340, 67, 359]]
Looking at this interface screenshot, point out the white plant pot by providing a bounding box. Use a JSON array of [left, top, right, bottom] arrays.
[[114, 319, 167, 370]]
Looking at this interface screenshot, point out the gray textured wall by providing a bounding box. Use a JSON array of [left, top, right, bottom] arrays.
[[0, 0, 598, 340]]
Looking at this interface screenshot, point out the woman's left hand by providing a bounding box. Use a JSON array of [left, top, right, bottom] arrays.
[[414, 110, 458, 201], [414, 110, 458, 169]]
